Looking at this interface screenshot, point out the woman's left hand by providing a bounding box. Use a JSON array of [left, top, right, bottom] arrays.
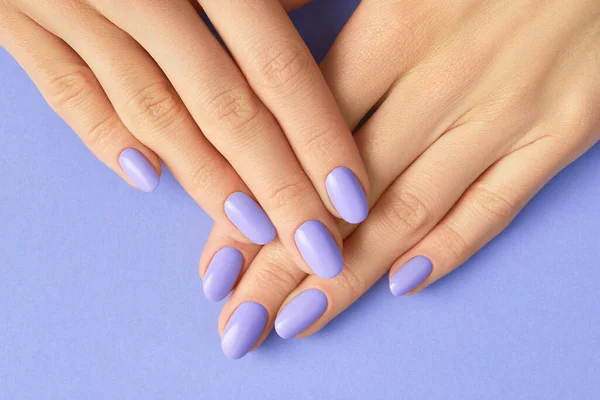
[[200, 0, 600, 359]]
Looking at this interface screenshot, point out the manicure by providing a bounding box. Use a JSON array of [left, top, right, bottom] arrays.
[[224, 192, 276, 245], [203, 248, 243, 302], [326, 167, 368, 224], [294, 220, 344, 279], [119, 148, 159, 192], [275, 289, 328, 339], [389, 256, 433, 296], [221, 302, 268, 360]]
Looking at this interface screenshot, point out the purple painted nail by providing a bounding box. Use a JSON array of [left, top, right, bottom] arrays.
[[275, 289, 328, 339], [221, 302, 267, 360], [224, 192, 276, 245], [118, 148, 159, 192], [203, 248, 243, 302], [294, 220, 343, 279], [389, 256, 433, 296], [326, 167, 368, 224]]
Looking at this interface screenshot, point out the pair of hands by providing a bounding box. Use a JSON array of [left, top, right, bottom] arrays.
[[2, 0, 598, 360]]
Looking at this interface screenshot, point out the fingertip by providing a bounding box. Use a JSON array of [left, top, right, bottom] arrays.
[[118, 148, 160, 193], [325, 166, 369, 224]]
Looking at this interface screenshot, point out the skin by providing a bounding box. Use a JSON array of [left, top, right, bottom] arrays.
[[202, 0, 600, 351], [0, 0, 368, 276]]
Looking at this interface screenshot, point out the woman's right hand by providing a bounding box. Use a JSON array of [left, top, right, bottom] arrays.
[[0, 0, 370, 279]]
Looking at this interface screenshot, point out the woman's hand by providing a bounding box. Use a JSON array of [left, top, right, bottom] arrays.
[[0, 0, 370, 279], [201, 0, 600, 358]]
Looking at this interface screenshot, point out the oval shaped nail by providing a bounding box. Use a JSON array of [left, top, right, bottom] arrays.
[[294, 220, 344, 279], [224, 192, 276, 245], [203, 248, 243, 302], [326, 167, 368, 224], [221, 302, 267, 360], [119, 148, 159, 192], [275, 289, 328, 339], [389, 256, 433, 296]]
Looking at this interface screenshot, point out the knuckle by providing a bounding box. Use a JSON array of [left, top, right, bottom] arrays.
[[299, 120, 339, 153], [253, 259, 301, 297], [253, 40, 310, 90], [435, 224, 470, 263], [379, 2, 427, 52], [127, 81, 183, 133], [204, 84, 262, 131], [264, 176, 312, 212], [187, 155, 221, 199], [554, 89, 599, 142], [334, 266, 368, 297], [84, 113, 121, 149], [380, 188, 434, 235], [468, 184, 517, 223], [45, 68, 97, 111]]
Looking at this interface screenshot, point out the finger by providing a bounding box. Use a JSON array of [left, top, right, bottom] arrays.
[[95, 1, 348, 277], [273, 120, 512, 339], [1, 12, 161, 191], [389, 130, 591, 296], [199, 226, 260, 302], [23, 3, 279, 245], [201, 0, 370, 223], [218, 240, 305, 359]]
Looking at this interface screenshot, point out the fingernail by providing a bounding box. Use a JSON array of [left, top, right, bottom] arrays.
[[275, 289, 328, 339], [221, 302, 268, 360], [294, 220, 343, 279], [203, 248, 243, 302], [389, 256, 433, 296], [326, 167, 368, 224], [224, 192, 276, 245], [118, 148, 159, 192]]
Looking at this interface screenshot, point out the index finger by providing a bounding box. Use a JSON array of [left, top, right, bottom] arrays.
[[199, 0, 370, 224]]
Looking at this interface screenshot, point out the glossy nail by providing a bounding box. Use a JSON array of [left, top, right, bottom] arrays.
[[224, 192, 276, 245], [221, 302, 268, 360], [203, 248, 243, 302], [275, 289, 328, 339], [294, 220, 343, 279], [389, 256, 433, 296], [326, 167, 368, 224], [118, 148, 159, 192]]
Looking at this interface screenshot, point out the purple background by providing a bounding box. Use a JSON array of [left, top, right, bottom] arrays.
[[1, 1, 599, 398]]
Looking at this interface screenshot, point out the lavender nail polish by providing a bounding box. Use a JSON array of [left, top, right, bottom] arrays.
[[326, 167, 368, 224], [203, 248, 243, 302], [221, 302, 267, 360], [294, 220, 343, 279], [275, 289, 328, 339], [224, 192, 276, 245], [389, 256, 433, 296], [118, 148, 159, 192]]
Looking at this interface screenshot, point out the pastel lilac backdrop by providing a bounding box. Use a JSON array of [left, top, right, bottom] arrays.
[[1, 1, 599, 399]]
